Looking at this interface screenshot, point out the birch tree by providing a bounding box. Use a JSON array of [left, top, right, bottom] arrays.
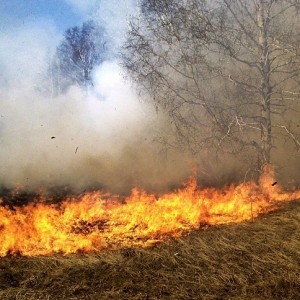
[[53, 20, 108, 93], [123, 0, 300, 172]]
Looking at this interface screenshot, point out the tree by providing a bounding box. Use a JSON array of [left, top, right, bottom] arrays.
[[214, 0, 300, 166], [123, 0, 300, 174], [51, 20, 108, 93]]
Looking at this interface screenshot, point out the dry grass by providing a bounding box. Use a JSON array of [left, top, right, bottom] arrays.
[[0, 200, 300, 300]]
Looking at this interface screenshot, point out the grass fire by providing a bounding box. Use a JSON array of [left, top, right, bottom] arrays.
[[1, 167, 300, 299], [1, 166, 299, 257]]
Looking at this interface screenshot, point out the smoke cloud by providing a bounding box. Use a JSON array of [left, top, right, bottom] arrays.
[[0, 4, 191, 194]]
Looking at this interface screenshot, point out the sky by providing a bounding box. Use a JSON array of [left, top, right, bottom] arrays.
[[0, 0, 137, 37], [0, 0, 81, 32]]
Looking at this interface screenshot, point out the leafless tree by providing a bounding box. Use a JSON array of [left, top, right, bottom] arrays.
[[51, 20, 108, 94], [122, 0, 300, 173]]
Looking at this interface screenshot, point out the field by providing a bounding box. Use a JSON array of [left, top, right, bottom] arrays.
[[0, 200, 299, 300]]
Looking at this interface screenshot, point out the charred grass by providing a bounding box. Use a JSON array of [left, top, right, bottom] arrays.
[[0, 200, 300, 299]]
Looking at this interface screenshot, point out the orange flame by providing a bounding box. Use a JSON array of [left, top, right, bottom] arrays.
[[0, 166, 299, 256]]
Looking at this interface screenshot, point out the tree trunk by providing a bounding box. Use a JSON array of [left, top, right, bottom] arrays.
[[256, 0, 272, 166]]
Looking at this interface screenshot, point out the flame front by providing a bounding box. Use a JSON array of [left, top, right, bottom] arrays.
[[0, 166, 299, 256]]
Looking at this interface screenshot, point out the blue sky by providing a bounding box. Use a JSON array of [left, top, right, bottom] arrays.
[[0, 0, 82, 32], [0, 0, 138, 46]]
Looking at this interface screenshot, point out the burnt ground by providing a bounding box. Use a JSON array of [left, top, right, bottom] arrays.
[[0, 185, 105, 208], [0, 200, 300, 299]]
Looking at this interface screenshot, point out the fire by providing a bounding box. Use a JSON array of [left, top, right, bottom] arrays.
[[0, 166, 299, 257]]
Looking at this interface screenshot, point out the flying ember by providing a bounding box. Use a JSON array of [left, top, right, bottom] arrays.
[[0, 166, 299, 257]]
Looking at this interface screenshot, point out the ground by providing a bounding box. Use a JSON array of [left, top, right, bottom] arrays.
[[0, 200, 300, 300]]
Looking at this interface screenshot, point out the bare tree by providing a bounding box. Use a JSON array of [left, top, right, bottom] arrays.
[[214, 0, 300, 166], [52, 20, 108, 94], [123, 0, 300, 173]]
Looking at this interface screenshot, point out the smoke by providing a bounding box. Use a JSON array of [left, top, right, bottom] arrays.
[[92, 0, 139, 50], [0, 4, 191, 193]]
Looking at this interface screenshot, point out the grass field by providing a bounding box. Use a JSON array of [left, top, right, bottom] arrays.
[[0, 200, 299, 300]]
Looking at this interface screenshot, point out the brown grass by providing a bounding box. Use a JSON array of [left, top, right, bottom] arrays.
[[0, 200, 300, 300]]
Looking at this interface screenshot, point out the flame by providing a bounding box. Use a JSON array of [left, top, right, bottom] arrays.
[[0, 166, 299, 257]]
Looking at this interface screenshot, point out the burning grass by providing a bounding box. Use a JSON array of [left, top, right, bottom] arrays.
[[0, 200, 300, 299], [1, 166, 300, 257]]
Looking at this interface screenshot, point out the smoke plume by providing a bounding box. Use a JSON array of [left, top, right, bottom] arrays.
[[0, 3, 191, 193]]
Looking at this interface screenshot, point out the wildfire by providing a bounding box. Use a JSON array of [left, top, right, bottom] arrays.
[[0, 166, 299, 257]]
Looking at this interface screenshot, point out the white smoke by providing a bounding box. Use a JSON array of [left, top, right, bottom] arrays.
[[0, 55, 159, 190], [0, 22, 59, 87], [0, 1, 191, 193]]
